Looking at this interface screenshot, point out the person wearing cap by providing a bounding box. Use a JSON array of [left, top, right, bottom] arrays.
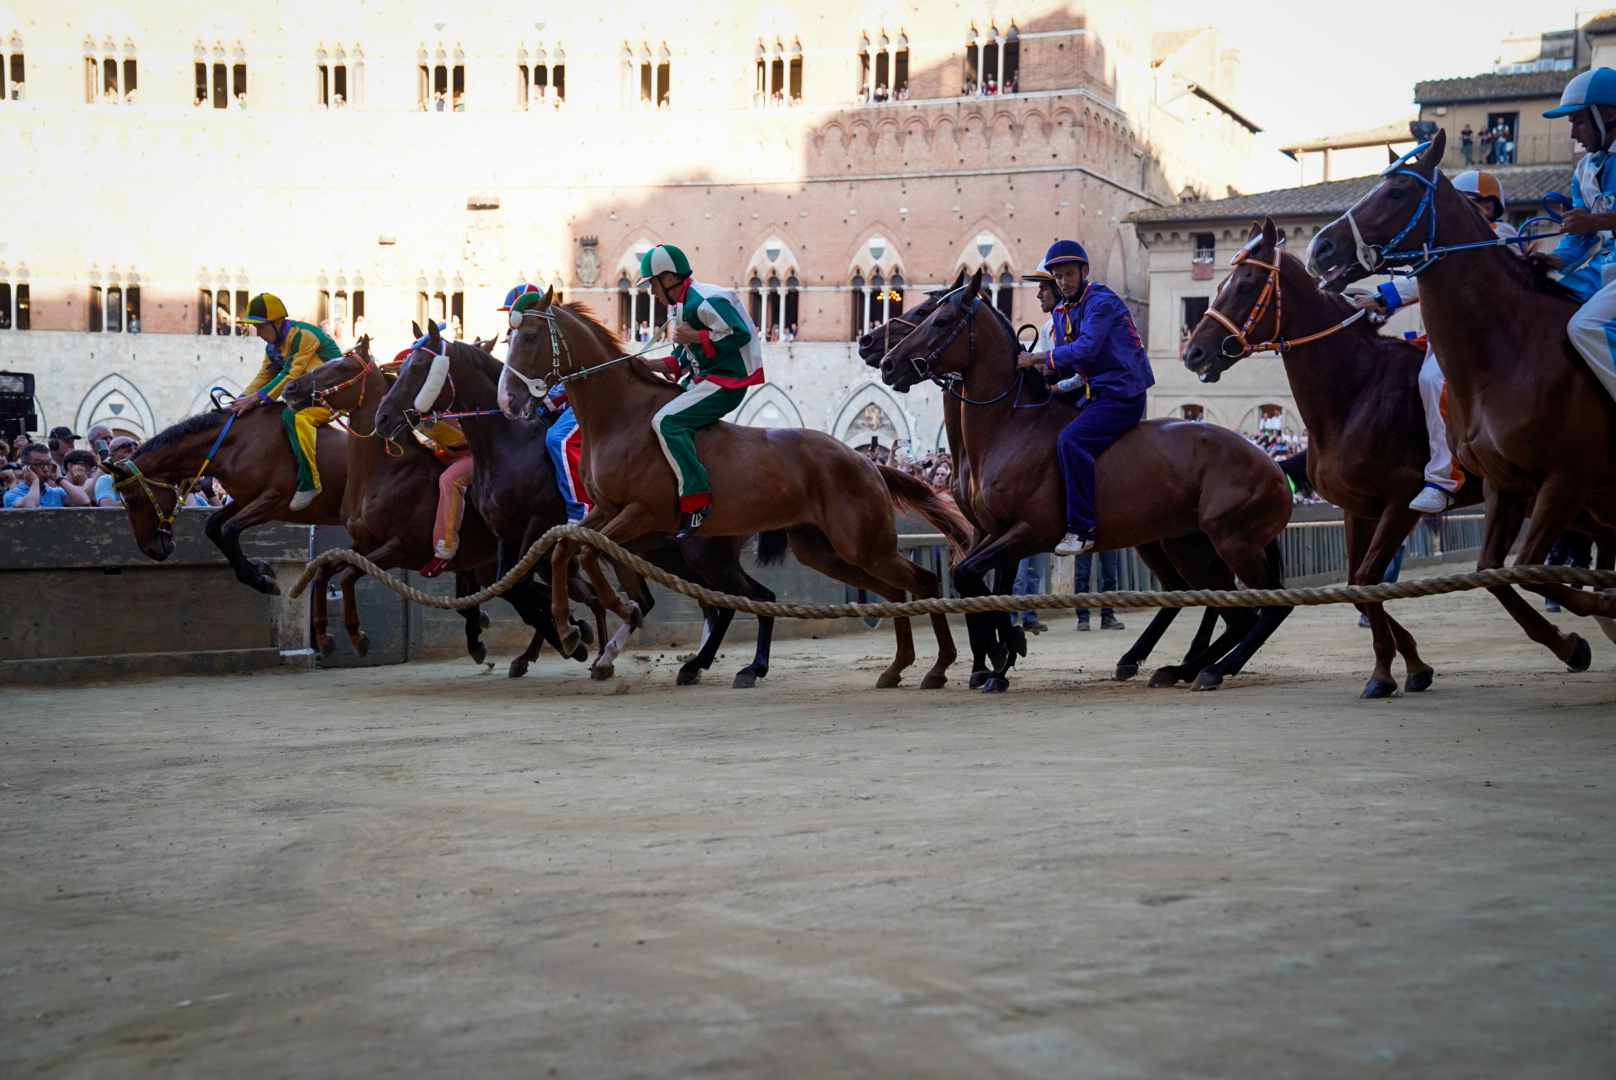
[[1350, 170, 1518, 512], [233, 292, 343, 510], [94, 437, 139, 506], [48, 426, 81, 466], [1545, 67, 1616, 404], [636, 243, 764, 539], [1016, 239, 1154, 556], [390, 340, 473, 578], [503, 285, 591, 525]]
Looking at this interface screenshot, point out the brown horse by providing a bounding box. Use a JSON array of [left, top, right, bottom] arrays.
[[281, 342, 523, 667], [879, 269, 1296, 692], [498, 292, 971, 689], [1307, 130, 1616, 642], [859, 283, 1244, 690], [1182, 217, 1488, 695]]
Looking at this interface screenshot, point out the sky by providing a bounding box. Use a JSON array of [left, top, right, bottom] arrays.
[[1154, 0, 1588, 190]]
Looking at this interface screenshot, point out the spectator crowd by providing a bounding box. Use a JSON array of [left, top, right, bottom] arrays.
[[2, 425, 227, 510]]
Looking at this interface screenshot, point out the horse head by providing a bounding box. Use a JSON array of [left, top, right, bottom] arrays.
[[107, 457, 179, 562], [1183, 217, 1284, 383], [856, 268, 966, 372], [375, 320, 457, 441], [282, 345, 372, 414], [1308, 130, 1449, 291], [880, 268, 988, 392], [500, 285, 565, 420]]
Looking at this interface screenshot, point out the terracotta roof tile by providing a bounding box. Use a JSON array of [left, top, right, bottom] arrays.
[[1414, 68, 1583, 105]]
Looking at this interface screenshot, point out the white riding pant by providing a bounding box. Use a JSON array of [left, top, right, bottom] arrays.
[[1418, 346, 1460, 494], [1565, 276, 1616, 405]]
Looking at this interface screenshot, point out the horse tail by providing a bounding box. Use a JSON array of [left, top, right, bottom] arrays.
[[756, 529, 791, 568], [876, 464, 973, 561]]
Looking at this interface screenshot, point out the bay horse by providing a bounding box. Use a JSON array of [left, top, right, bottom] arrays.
[[860, 283, 1249, 691], [374, 324, 787, 687], [1307, 130, 1616, 642], [879, 269, 1295, 692], [498, 291, 972, 690], [280, 340, 512, 667]]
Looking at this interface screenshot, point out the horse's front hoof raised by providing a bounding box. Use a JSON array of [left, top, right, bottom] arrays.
[[508, 658, 529, 678], [1147, 667, 1181, 688], [1191, 670, 1224, 691], [676, 665, 702, 686], [1565, 634, 1592, 672], [732, 669, 758, 689], [575, 619, 596, 647], [920, 673, 947, 689], [1006, 624, 1028, 658], [875, 671, 903, 688], [628, 604, 644, 632], [570, 643, 589, 663], [1404, 668, 1434, 693], [1114, 662, 1139, 682], [257, 577, 282, 597], [351, 632, 370, 658], [558, 629, 582, 658], [590, 662, 614, 681], [469, 642, 488, 665], [968, 670, 989, 690], [981, 675, 1010, 693], [317, 635, 336, 660], [1361, 678, 1397, 699]]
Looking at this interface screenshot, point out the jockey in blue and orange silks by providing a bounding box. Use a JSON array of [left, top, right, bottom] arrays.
[[1017, 239, 1155, 556], [500, 284, 591, 523]]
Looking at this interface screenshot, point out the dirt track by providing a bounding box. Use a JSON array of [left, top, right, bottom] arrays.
[[4, 568, 1615, 1079]]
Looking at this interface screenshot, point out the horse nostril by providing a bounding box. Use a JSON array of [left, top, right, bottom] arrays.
[[1184, 344, 1203, 365]]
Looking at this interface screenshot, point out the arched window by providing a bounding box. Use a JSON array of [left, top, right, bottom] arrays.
[[4, 34, 25, 102], [754, 39, 796, 107], [850, 272, 866, 339], [856, 29, 908, 103], [616, 273, 666, 341], [86, 39, 136, 105], [748, 274, 764, 327], [194, 44, 246, 109], [622, 43, 671, 109], [197, 275, 247, 336], [318, 45, 361, 108], [996, 269, 1015, 319], [964, 24, 1018, 96], [0, 265, 29, 330], [418, 45, 464, 111], [1180, 404, 1205, 422], [520, 43, 566, 109]]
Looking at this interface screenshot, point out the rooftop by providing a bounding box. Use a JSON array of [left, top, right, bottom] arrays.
[[1127, 163, 1571, 225], [1414, 67, 1584, 105], [1280, 118, 1418, 156]]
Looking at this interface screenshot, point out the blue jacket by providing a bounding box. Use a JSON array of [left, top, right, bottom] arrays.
[[1050, 282, 1154, 398], [1553, 149, 1616, 301]]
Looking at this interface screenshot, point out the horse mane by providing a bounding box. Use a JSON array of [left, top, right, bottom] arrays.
[[554, 301, 684, 395], [136, 408, 239, 457]]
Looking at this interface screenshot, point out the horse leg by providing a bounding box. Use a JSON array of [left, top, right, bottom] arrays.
[[677, 604, 735, 686], [1478, 486, 1590, 671], [787, 529, 920, 688], [590, 562, 653, 680], [550, 507, 655, 658], [1344, 511, 1416, 698], [501, 578, 564, 678], [306, 561, 339, 659], [1514, 482, 1616, 620], [335, 564, 370, 657], [207, 496, 282, 594], [1191, 537, 1294, 690], [1120, 541, 1189, 682], [953, 524, 1043, 691], [454, 570, 488, 665]]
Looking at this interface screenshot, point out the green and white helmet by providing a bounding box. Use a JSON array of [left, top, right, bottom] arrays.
[[637, 243, 692, 286]]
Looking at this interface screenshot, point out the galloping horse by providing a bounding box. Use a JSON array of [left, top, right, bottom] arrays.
[[1183, 217, 1485, 695], [1307, 131, 1616, 642], [860, 280, 1247, 691], [280, 341, 507, 666], [374, 324, 788, 687], [880, 269, 1295, 692], [498, 291, 972, 690]]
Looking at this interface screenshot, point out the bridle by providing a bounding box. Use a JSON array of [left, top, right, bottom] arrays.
[[309, 346, 387, 438], [501, 304, 669, 403], [894, 290, 1052, 408], [114, 394, 237, 535], [1205, 240, 1369, 358]]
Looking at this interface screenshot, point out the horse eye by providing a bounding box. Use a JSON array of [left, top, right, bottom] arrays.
[[1236, 282, 1253, 296], [1387, 187, 1408, 201]]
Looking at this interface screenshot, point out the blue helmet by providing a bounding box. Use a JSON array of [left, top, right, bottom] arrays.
[[1543, 67, 1616, 117], [1043, 239, 1089, 267], [499, 283, 541, 311]]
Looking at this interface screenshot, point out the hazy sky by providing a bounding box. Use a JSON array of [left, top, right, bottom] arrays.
[[1155, 0, 1587, 189]]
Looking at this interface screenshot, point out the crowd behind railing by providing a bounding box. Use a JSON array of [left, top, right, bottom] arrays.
[[1, 427, 226, 510]]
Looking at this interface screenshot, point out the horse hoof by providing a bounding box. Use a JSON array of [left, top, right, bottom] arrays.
[[558, 629, 581, 657], [575, 620, 596, 647], [1147, 667, 1180, 688], [1565, 634, 1592, 673], [570, 644, 589, 663], [479, 611, 491, 629], [259, 578, 283, 597], [352, 633, 370, 658], [1007, 624, 1028, 658], [876, 672, 903, 688], [676, 666, 701, 686], [1361, 678, 1397, 699], [920, 673, 947, 689], [508, 659, 528, 679], [732, 670, 757, 689], [628, 604, 644, 632], [469, 643, 488, 665], [981, 675, 1010, 693], [1114, 662, 1139, 682], [988, 644, 1011, 673], [1404, 668, 1434, 693], [968, 670, 989, 690], [590, 663, 614, 682], [1191, 670, 1224, 692]]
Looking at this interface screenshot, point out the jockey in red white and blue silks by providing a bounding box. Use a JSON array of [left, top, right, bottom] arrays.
[[1544, 67, 1616, 405], [501, 284, 590, 522], [1018, 239, 1155, 556]]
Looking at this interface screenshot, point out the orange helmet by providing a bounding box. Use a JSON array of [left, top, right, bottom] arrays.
[[1452, 170, 1505, 219]]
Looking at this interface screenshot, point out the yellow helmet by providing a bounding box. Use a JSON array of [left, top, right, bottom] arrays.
[[240, 293, 288, 324]]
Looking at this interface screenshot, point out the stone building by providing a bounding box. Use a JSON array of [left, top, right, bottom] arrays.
[[0, 0, 1259, 450]]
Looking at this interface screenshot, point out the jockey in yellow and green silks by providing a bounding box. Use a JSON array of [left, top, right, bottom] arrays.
[[232, 292, 342, 510]]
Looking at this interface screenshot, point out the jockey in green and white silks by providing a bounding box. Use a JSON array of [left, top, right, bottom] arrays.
[[1546, 67, 1616, 404], [640, 243, 764, 539]]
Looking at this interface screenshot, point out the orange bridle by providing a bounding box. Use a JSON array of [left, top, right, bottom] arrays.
[[1204, 243, 1367, 358]]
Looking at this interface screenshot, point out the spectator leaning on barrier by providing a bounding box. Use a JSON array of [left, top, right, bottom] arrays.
[[57, 450, 98, 506], [5, 444, 68, 508], [94, 437, 139, 506]]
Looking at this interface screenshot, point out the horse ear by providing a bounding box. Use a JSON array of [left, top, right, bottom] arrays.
[[1420, 129, 1447, 168], [540, 285, 556, 310], [1261, 217, 1279, 249], [966, 266, 984, 298], [411, 321, 423, 340], [477, 337, 496, 353], [427, 320, 442, 345], [1387, 145, 1399, 165], [952, 267, 967, 289]]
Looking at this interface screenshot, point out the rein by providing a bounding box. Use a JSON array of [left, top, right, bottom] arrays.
[[1206, 243, 1372, 358], [116, 392, 237, 532], [502, 306, 671, 402], [901, 291, 1053, 409]]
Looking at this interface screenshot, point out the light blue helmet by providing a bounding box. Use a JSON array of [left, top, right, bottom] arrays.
[[1543, 67, 1616, 118]]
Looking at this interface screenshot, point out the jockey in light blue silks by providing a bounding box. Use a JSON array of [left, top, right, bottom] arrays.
[[501, 284, 590, 522], [1545, 67, 1616, 404]]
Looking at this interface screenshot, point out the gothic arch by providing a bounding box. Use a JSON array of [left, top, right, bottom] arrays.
[[846, 223, 905, 276], [951, 221, 1018, 275], [737, 383, 803, 430], [76, 373, 155, 439], [833, 382, 912, 447]]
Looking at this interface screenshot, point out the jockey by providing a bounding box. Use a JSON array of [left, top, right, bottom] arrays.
[[1545, 66, 1616, 403], [639, 243, 764, 539], [234, 293, 342, 510], [1017, 240, 1155, 556], [1353, 169, 1517, 512], [502, 284, 591, 524], [1020, 262, 1059, 350], [399, 341, 474, 579]]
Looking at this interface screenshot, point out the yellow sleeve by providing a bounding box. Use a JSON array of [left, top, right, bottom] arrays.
[[283, 328, 326, 382], [241, 352, 279, 397]]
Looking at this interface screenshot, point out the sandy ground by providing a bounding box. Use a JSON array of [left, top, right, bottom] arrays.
[[4, 569, 1615, 1080]]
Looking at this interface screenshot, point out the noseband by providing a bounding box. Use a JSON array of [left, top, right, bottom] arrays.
[[1205, 241, 1369, 358], [898, 292, 1051, 408]]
